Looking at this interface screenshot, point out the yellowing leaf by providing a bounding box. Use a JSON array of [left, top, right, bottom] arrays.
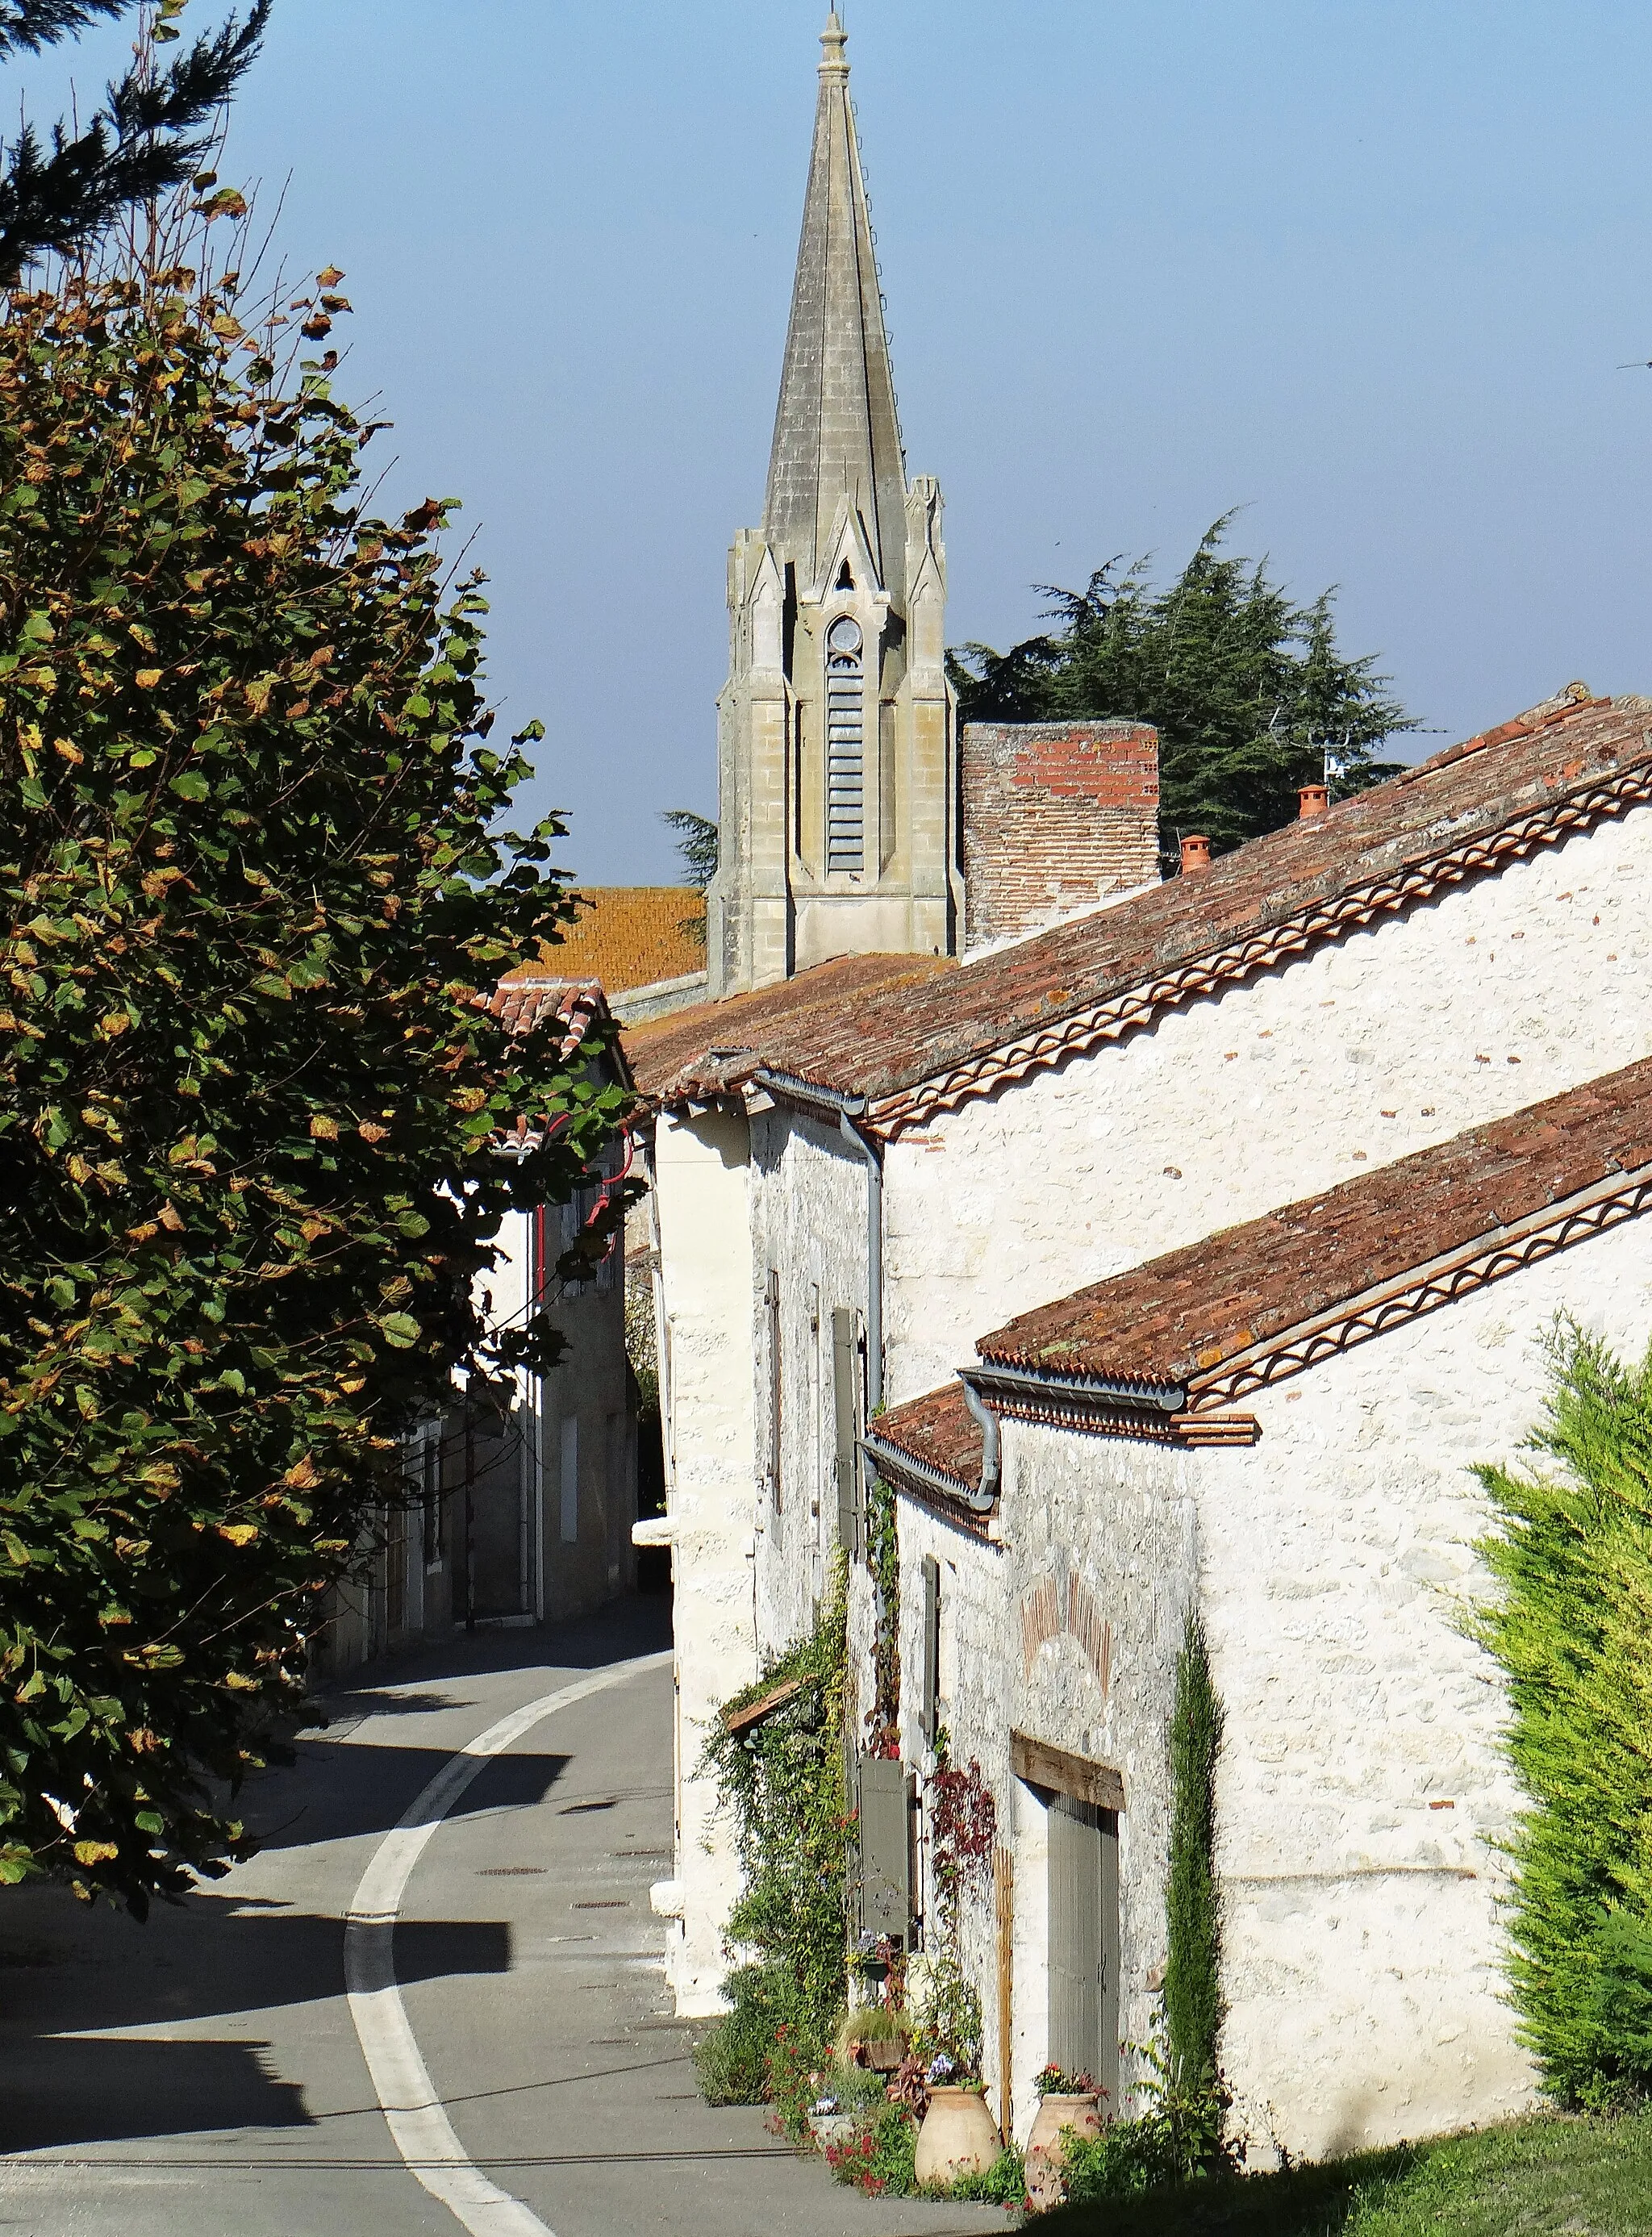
[[216, 1523, 258, 1546], [136, 668, 163, 689], [309, 1115, 339, 1139], [73, 1841, 119, 1866]]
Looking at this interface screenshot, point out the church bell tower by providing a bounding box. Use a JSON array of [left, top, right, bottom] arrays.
[[705, 10, 962, 997]]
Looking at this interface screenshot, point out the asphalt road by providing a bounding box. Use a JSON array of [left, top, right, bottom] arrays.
[[0, 1600, 1004, 2236]]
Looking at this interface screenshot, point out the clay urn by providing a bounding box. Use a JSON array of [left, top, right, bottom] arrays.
[[1025, 2093, 1102, 2210], [912, 2086, 1000, 2188]]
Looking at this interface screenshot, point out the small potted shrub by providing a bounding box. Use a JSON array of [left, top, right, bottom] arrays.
[[912, 2053, 1000, 2186], [1025, 2064, 1103, 2210], [834, 2002, 909, 2073]]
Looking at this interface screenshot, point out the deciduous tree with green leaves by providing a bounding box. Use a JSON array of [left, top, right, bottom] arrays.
[[949, 516, 1415, 869], [0, 224, 627, 1910]]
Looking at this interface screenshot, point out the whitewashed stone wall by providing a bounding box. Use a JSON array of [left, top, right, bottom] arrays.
[[884, 809, 1652, 1401], [908, 1203, 1652, 2161], [650, 1108, 760, 2014], [897, 1438, 1191, 2143], [749, 1108, 874, 1678]]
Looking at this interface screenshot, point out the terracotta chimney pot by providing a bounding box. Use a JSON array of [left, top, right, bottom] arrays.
[[1180, 833, 1211, 874], [1298, 783, 1329, 820]]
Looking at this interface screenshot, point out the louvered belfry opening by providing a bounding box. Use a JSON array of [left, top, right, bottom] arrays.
[[825, 611, 866, 873]]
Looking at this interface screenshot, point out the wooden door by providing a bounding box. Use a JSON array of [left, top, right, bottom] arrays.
[[1047, 1794, 1120, 2105]]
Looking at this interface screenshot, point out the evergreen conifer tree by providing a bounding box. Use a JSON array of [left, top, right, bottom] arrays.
[[0, 0, 268, 284], [949, 516, 1414, 869], [1476, 1324, 1652, 2108]]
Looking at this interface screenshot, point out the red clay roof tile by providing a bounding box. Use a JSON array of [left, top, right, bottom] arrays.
[[624, 695, 1651, 1120], [978, 1058, 1652, 1387]]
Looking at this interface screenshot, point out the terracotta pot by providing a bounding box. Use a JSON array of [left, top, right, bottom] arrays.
[[1025, 2093, 1102, 2211], [913, 2085, 1000, 2187], [859, 2035, 906, 2072]]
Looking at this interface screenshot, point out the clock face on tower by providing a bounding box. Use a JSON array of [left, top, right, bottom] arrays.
[[826, 614, 863, 657]]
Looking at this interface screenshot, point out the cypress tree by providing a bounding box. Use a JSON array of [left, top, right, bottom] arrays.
[[1164, 1609, 1224, 2099]]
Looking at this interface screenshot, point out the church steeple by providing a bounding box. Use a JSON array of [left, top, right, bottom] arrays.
[[763, 10, 907, 601], [705, 12, 962, 998]]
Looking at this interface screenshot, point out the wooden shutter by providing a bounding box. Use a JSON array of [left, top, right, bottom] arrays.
[[856, 1753, 910, 1939], [832, 1308, 861, 1559], [765, 1268, 782, 1509], [921, 1555, 941, 1744]]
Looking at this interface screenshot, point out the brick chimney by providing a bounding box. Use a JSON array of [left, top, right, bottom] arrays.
[[1298, 783, 1329, 820], [961, 721, 1160, 950], [1180, 833, 1211, 874]]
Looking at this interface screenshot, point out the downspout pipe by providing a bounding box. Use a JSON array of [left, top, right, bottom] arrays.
[[751, 1069, 882, 1411], [955, 1377, 1000, 1513]]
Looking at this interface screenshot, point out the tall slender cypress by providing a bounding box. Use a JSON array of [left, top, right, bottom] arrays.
[[1164, 1610, 1225, 2097]]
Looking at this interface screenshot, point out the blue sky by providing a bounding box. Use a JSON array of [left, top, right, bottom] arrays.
[[16, 2, 1652, 882]]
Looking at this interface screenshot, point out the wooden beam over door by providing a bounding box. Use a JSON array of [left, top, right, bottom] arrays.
[[1011, 1730, 1125, 1814]]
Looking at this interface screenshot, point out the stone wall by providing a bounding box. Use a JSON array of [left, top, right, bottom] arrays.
[[885, 805, 1652, 1404], [961, 720, 1160, 949], [649, 1110, 760, 2013], [908, 1205, 1652, 2160]]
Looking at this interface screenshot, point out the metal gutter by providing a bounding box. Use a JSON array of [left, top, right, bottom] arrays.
[[966, 1358, 1186, 1415], [861, 1429, 991, 1518]]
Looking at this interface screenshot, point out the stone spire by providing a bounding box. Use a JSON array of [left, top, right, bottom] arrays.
[[706, 12, 961, 997], [762, 9, 907, 600]]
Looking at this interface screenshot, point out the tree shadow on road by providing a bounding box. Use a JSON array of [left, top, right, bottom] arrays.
[[0, 1890, 513, 2152]]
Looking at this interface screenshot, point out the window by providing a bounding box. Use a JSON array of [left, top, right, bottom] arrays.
[[824, 613, 865, 874]]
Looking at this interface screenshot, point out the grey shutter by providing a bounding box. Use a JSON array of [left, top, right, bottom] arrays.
[[1048, 1794, 1119, 2096], [765, 1269, 782, 1509], [921, 1555, 941, 1745], [856, 1753, 910, 1940], [832, 1308, 861, 1559]]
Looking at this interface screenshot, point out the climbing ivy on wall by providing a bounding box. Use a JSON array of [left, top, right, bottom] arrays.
[[696, 1556, 851, 2101], [1476, 1323, 1652, 2110], [1164, 1610, 1226, 2134]]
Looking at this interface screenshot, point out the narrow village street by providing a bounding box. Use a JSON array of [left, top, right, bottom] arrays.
[[0, 1607, 1004, 2237]]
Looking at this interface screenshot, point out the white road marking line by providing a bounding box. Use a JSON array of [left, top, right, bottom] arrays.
[[344, 1651, 675, 2237]]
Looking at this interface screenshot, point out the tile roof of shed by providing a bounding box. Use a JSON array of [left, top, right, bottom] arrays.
[[870, 1054, 1652, 1496], [625, 691, 1652, 1127]]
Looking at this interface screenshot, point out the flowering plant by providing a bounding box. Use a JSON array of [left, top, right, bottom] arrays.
[[1035, 2062, 1098, 2096]]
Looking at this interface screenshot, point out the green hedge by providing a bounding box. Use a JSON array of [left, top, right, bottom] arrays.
[[1476, 1324, 1652, 2109]]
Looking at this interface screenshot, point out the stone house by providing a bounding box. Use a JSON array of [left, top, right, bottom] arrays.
[[611, 2, 1652, 2160], [317, 977, 639, 1671], [624, 690, 1652, 2119], [867, 1062, 1652, 2160]]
